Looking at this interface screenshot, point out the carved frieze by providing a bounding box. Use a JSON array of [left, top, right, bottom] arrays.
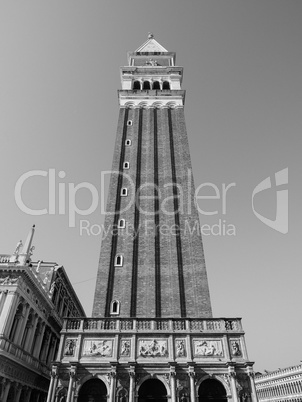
[[82, 339, 113, 357], [193, 339, 223, 357], [138, 339, 168, 357]]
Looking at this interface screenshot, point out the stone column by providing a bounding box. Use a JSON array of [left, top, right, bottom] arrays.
[[0, 290, 8, 313], [24, 387, 32, 402], [15, 384, 22, 402], [51, 374, 60, 402], [16, 303, 30, 345], [47, 365, 58, 402], [188, 368, 196, 402], [44, 332, 54, 364], [40, 329, 52, 363], [227, 370, 239, 402], [128, 367, 135, 402], [66, 365, 77, 402], [47, 336, 57, 365], [34, 323, 46, 358], [25, 314, 39, 352], [247, 372, 258, 402], [2, 379, 11, 402], [108, 370, 117, 402], [0, 292, 19, 336], [170, 369, 177, 402], [0, 378, 6, 400]]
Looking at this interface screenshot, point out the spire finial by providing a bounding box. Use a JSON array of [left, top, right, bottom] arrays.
[[148, 32, 154, 39]]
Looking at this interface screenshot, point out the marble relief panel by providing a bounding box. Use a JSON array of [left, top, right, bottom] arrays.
[[229, 339, 242, 357], [82, 339, 113, 357], [175, 339, 187, 357], [193, 339, 223, 357], [63, 338, 77, 356], [138, 339, 168, 357], [120, 339, 131, 357]]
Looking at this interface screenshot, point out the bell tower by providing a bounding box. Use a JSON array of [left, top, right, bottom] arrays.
[[93, 33, 212, 319], [50, 36, 258, 402]]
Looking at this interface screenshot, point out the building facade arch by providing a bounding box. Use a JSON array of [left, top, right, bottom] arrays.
[[136, 374, 171, 398], [196, 374, 231, 398]]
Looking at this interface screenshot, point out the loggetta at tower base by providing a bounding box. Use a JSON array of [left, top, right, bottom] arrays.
[[47, 34, 258, 402]]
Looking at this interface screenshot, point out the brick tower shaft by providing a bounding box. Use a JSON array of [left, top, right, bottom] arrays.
[[93, 35, 212, 319]]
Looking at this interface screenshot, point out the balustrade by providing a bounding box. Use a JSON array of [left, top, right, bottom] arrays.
[[63, 317, 242, 333]]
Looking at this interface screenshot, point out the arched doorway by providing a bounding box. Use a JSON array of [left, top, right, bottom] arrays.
[[78, 378, 107, 402], [198, 379, 227, 402], [138, 379, 167, 402]]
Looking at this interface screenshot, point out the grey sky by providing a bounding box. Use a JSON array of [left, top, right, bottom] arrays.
[[0, 1, 301, 372]]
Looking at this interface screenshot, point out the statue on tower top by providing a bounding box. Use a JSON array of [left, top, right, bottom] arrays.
[[148, 32, 154, 39]]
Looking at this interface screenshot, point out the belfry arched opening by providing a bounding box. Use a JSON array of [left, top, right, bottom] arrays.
[[138, 379, 167, 402]]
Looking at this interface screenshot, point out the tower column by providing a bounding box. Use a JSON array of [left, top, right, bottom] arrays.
[[66, 365, 77, 402], [170, 367, 177, 402], [128, 366, 135, 402], [247, 372, 258, 402], [108, 369, 117, 402], [188, 368, 196, 402], [227, 367, 239, 402], [47, 365, 59, 402]]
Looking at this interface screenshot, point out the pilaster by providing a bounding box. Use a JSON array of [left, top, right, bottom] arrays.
[[16, 303, 30, 345]]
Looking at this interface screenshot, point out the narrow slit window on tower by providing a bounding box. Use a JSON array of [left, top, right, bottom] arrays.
[[123, 161, 129, 169], [115, 255, 123, 267], [125, 139, 132, 146], [133, 81, 141, 90], [127, 120, 133, 126], [118, 219, 126, 229], [110, 300, 120, 315], [153, 81, 160, 90], [121, 188, 128, 196], [143, 81, 151, 90], [163, 81, 170, 90]]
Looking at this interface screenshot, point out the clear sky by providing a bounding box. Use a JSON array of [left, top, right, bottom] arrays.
[[0, 0, 301, 372]]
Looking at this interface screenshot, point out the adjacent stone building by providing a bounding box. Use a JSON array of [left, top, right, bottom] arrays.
[[48, 35, 258, 402], [0, 225, 85, 402], [255, 365, 302, 402]]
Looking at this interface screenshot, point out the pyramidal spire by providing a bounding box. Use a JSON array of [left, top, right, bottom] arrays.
[[135, 33, 168, 53]]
